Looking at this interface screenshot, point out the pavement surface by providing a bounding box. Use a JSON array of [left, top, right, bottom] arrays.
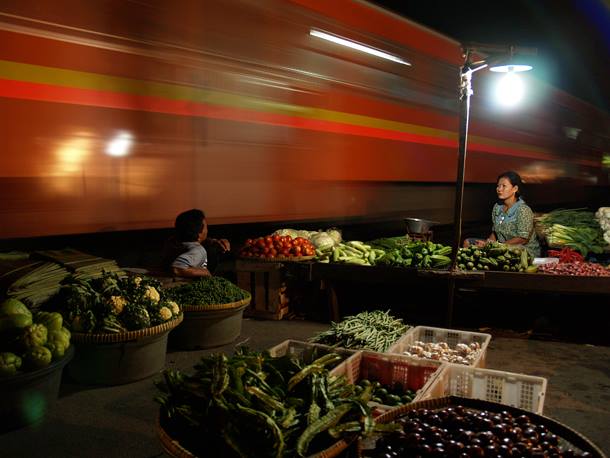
[[1, 319, 609, 457]]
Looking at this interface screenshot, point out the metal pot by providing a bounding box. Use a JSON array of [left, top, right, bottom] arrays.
[[404, 218, 439, 233]]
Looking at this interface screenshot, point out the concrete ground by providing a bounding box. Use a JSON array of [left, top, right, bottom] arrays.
[[1, 319, 609, 457]]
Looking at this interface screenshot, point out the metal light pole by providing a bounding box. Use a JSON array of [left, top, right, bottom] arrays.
[[446, 45, 535, 324]]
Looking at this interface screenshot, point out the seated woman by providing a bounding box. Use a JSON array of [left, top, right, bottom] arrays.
[[465, 171, 540, 257], [162, 209, 230, 278]]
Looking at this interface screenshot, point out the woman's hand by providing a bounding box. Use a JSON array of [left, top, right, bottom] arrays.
[[209, 238, 230, 252]]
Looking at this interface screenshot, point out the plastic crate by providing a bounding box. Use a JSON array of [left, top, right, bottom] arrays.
[[331, 351, 442, 411], [267, 340, 355, 369], [388, 326, 492, 367], [421, 364, 548, 414]]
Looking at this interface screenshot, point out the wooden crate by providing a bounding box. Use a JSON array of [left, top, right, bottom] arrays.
[[236, 259, 289, 320]]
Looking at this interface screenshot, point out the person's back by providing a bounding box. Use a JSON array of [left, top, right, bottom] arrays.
[[164, 209, 211, 278]]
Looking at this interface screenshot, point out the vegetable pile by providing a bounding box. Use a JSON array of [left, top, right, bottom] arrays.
[[0, 298, 71, 376], [155, 348, 389, 457], [401, 341, 482, 366], [538, 261, 610, 277], [458, 242, 533, 272], [165, 277, 249, 306], [356, 379, 417, 408], [240, 235, 316, 259], [317, 241, 385, 266], [310, 311, 410, 352], [46, 273, 181, 334], [547, 247, 584, 263], [273, 228, 342, 251], [537, 209, 605, 256], [595, 207, 610, 245], [372, 239, 452, 269], [315, 237, 452, 269]]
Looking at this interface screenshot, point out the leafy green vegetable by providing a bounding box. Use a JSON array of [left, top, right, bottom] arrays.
[[165, 277, 249, 306]]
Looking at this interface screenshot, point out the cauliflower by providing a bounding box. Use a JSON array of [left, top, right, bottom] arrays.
[[145, 286, 160, 303], [159, 307, 172, 321], [108, 296, 127, 315], [168, 301, 180, 316]]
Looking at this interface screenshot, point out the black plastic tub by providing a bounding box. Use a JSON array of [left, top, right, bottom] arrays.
[[169, 299, 249, 350], [0, 346, 74, 433]]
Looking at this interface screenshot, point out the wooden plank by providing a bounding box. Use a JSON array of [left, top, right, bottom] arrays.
[[464, 271, 610, 295]]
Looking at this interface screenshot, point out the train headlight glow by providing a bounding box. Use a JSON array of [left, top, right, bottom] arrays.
[[106, 132, 134, 157], [495, 71, 524, 107]]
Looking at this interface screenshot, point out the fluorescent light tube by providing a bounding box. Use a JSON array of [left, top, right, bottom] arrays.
[[310, 29, 410, 66]]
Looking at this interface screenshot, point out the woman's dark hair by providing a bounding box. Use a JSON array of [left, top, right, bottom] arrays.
[[175, 209, 206, 242], [497, 171, 523, 199]]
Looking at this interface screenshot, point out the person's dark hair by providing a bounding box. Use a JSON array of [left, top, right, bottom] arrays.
[[175, 209, 206, 242], [497, 171, 523, 199]]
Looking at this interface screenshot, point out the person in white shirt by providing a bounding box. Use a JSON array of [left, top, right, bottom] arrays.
[[164, 209, 230, 278]]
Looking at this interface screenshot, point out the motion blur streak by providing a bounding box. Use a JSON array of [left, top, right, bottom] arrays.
[[0, 0, 608, 238]]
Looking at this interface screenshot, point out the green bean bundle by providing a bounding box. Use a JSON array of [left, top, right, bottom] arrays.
[[310, 310, 410, 352]]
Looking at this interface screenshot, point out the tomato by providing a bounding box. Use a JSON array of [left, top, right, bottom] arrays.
[[282, 249, 291, 257], [256, 239, 266, 248], [272, 235, 281, 242], [264, 236, 273, 244], [270, 248, 278, 257], [263, 246, 270, 255], [304, 247, 315, 256], [293, 246, 302, 255]]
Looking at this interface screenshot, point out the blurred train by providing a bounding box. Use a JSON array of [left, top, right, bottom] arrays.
[[1, 0, 609, 239]]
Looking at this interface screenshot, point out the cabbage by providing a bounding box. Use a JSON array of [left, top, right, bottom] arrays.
[[297, 230, 316, 239], [311, 233, 335, 251], [273, 229, 299, 239], [326, 228, 342, 245]]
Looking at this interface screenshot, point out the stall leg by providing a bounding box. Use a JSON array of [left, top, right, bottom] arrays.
[[321, 280, 341, 322], [446, 278, 456, 327]]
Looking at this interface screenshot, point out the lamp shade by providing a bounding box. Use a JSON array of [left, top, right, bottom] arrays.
[[489, 63, 532, 73]]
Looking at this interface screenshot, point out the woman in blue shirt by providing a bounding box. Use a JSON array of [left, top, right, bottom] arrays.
[[467, 171, 540, 257]]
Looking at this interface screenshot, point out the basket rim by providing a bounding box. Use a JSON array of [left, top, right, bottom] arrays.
[[71, 313, 183, 343], [157, 411, 354, 458], [372, 396, 606, 457], [181, 295, 251, 312]]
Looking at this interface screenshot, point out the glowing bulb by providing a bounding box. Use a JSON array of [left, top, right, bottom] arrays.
[[495, 72, 524, 107], [106, 132, 134, 157]]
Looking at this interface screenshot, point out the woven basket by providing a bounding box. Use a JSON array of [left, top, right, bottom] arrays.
[[239, 255, 315, 263], [71, 314, 183, 344], [157, 412, 354, 458], [181, 295, 251, 312], [370, 396, 606, 457]]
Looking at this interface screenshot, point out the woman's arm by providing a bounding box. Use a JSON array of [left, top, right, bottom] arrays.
[[172, 266, 212, 278], [502, 236, 528, 245]]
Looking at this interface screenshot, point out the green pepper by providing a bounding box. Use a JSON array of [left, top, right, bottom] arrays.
[[34, 311, 63, 331], [0, 298, 33, 332], [0, 298, 32, 319], [25, 346, 52, 369], [0, 352, 22, 376], [21, 323, 48, 349], [45, 328, 71, 360]]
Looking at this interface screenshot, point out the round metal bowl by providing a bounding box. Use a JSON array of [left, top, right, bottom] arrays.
[[404, 217, 439, 233]]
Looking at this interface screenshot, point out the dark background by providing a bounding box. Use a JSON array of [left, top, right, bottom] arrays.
[[371, 0, 610, 113]]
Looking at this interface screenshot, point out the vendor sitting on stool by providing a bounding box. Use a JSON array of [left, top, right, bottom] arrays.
[[464, 171, 540, 257], [163, 209, 230, 278]]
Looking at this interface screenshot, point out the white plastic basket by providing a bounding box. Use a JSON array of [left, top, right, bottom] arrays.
[[420, 363, 548, 414], [330, 351, 443, 414], [267, 339, 355, 369], [387, 326, 492, 367]]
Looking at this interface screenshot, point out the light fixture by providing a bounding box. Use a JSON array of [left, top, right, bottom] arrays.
[[310, 29, 411, 66], [106, 131, 134, 157]]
